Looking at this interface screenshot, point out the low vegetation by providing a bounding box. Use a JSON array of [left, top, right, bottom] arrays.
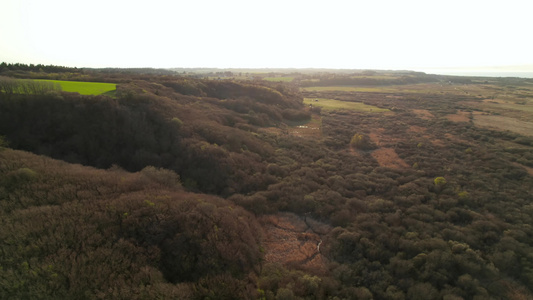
[[1, 62, 533, 299], [36, 79, 116, 95], [0, 76, 61, 98], [263, 76, 294, 82], [304, 97, 389, 112]]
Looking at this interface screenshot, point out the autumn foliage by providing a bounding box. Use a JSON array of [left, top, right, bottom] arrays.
[[1, 67, 533, 299]]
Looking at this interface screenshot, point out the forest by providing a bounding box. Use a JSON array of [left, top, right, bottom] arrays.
[[1, 63, 533, 299]]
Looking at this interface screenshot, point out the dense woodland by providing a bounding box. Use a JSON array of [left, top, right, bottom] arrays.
[[1, 65, 533, 299]]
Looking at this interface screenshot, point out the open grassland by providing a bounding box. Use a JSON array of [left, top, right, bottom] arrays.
[[349, 75, 398, 80], [304, 97, 389, 112], [304, 79, 533, 137], [37, 80, 116, 95], [303, 86, 390, 92], [301, 84, 441, 93], [473, 114, 533, 137], [463, 83, 533, 123], [263, 76, 294, 82], [301, 82, 504, 95], [288, 114, 322, 138]]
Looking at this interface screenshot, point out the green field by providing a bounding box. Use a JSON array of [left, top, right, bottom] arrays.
[[304, 98, 389, 112], [37, 80, 116, 96]]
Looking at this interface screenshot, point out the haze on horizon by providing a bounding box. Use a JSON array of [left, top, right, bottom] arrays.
[[1, 0, 532, 73]]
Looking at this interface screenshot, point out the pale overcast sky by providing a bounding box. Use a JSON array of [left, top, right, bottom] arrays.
[[1, 0, 532, 71]]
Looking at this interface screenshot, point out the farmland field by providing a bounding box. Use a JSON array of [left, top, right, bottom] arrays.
[[37, 80, 116, 95], [303, 97, 389, 112]]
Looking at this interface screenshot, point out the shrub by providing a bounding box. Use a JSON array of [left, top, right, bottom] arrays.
[[434, 177, 447, 186], [171, 117, 183, 128], [350, 134, 375, 150]]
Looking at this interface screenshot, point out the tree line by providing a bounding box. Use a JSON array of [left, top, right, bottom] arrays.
[[0, 62, 79, 73], [0, 76, 61, 98]]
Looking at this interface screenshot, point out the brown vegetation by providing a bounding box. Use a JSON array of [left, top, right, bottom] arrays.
[[1, 65, 533, 299], [474, 114, 533, 136], [260, 213, 330, 274], [412, 109, 435, 120], [446, 110, 471, 122], [371, 148, 410, 169]]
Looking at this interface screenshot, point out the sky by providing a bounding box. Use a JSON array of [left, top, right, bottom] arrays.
[[1, 0, 532, 72]]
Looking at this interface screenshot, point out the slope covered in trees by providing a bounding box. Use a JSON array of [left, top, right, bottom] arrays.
[[1, 68, 533, 299]]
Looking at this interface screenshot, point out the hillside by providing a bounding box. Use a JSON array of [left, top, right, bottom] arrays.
[[1, 68, 533, 299]]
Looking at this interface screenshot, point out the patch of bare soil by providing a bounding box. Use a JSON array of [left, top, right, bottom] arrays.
[[371, 148, 410, 169], [413, 109, 435, 120], [368, 128, 385, 146], [429, 133, 471, 147], [473, 115, 533, 137], [408, 125, 426, 133], [368, 128, 403, 147], [446, 110, 471, 122], [260, 212, 331, 274], [428, 138, 446, 147]]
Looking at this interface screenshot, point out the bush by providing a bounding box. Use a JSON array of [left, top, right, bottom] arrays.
[[434, 177, 447, 186], [0, 135, 7, 150], [350, 133, 375, 150]]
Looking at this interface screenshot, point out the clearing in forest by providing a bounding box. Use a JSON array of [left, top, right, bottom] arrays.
[[408, 125, 427, 133], [36, 80, 116, 96], [446, 110, 471, 122], [412, 109, 435, 120], [366, 129, 410, 169], [288, 114, 322, 138], [260, 213, 331, 274], [303, 98, 389, 112], [371, 148, 410, 169]]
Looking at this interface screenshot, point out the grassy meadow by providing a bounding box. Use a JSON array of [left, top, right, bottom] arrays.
[[263, 76, 294, 82], [304, 97, 389, 112], [301, 83, 480, 94], [37, 80, 116, 95]]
